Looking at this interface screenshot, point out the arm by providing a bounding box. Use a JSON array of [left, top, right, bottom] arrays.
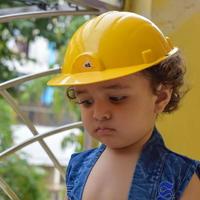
[[180, 173, 200, 200]]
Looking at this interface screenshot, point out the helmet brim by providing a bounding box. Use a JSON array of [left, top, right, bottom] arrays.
[[47, 48, 178, 86]]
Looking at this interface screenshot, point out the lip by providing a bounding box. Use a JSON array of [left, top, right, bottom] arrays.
[[95, 127, 115, 135]]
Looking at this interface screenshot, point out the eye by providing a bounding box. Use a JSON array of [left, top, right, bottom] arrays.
[[109, 96, 127, 103], [76, 99, 94, 108]]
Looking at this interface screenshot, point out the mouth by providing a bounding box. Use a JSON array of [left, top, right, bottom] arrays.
[[95, 127, 116, 136]]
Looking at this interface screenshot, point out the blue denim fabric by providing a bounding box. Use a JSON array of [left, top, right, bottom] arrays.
[[66, 128, 200, 200]]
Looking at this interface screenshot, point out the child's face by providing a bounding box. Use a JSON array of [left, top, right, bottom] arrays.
[[73, 73, 164, 149]]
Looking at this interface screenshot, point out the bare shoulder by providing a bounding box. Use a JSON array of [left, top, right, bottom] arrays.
[[180, 173, 200, 200]]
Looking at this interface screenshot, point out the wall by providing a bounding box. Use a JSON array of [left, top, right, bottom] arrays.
[[124, 0, 200, 159], [152, 0, 200, 160]]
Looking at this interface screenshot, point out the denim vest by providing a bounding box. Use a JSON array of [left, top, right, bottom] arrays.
[[66, 129, 200, 200]]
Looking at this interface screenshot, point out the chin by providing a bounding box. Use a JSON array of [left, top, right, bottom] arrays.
[[102, 141, 130, 150]]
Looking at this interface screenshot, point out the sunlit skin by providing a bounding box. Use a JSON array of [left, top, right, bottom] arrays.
[[74, 72, 170, 151]]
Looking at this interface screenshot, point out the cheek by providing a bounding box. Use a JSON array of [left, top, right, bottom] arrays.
[[80, 109, 87, 122], [139, 97, 157, 124], [122, 97, 156, 122], [80, 108, 92, 127], [140, 97, 156, 116]]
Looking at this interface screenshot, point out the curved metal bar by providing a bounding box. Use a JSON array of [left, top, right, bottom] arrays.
[[0, 89, 65, 179], [0, 122, 83, 161], [68, 0, 122, 11], [0, 68, 60, 90], [0, 9, 100, 23], [0, 6, 39, 16], [0, 177, 20, 200]]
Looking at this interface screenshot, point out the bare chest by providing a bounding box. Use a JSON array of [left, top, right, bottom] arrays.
[[82, 152, 137, 200]]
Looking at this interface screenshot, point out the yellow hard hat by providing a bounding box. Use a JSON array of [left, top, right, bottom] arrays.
[[48, 11, 178, 86]]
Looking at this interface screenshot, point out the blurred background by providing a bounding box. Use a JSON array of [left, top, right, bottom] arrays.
[[0, 0, 199, 199]]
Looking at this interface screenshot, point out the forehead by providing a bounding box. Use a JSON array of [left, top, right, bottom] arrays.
[[73, 73, 149, 94]]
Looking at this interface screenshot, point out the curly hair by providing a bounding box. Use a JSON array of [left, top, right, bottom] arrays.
[[142, 52, 188, 113], [66, 87, 76, 100]]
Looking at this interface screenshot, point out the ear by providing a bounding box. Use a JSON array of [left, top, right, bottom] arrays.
[[154, 84, 173, 114]]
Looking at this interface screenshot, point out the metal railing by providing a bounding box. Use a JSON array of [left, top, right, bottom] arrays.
[[0, 68, 82, 200], [0, 0, 122, 23]]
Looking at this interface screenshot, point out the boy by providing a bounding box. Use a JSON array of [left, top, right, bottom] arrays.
[[48, 11, 200, 199]]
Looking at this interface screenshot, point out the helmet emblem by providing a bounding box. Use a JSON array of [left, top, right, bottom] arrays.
[[84, 61, 92, 68]]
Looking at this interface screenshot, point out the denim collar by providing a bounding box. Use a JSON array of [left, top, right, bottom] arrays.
[[80, 128, 166, 199], [128, 128, 167, 199], [68, 128, 199, 200]]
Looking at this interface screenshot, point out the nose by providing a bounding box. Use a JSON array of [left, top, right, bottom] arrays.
[[92, 100, 112, 121]]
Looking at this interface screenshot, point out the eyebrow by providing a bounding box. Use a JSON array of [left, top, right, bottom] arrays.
[[75, 90, 87, 95], [75, 84, 130, 95], [101, 84, 130, 90]]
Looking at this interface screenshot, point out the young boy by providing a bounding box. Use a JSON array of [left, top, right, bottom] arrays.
[[48, 11, 200, 200]]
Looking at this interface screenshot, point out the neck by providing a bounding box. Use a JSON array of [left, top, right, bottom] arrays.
[[105, 128, 153, 156]]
